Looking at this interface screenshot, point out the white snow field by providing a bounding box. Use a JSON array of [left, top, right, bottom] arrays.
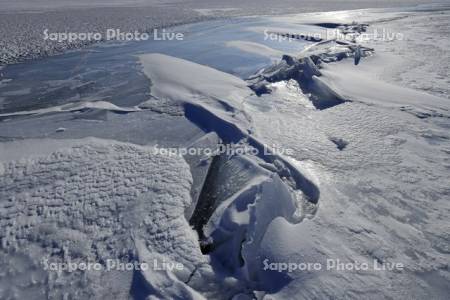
[[0, 3, 450, 300]]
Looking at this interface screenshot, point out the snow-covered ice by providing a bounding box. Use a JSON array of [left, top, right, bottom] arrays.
[[0, 100, 141, 117], [1, 3, 450, 299], [0, 138, 206, 298]]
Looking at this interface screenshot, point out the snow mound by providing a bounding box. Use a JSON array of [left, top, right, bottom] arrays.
[[139, 53, 320, 296], [0, 138, 206, 299], [139, 53, 253, 130], [0, 100, 140, 118], [140, 53, 252, 107], [225, 41, 285, 58], [319, 58, 450, 118]]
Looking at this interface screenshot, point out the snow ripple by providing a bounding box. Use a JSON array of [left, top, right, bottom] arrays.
[[0, 138, 206, 299]]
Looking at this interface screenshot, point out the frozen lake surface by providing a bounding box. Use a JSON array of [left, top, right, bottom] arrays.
[[0, 16, 309, 113], [0, 4, 449, 299]]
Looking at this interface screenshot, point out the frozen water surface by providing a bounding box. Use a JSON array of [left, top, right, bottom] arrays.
[[1, 3, 450, 299]]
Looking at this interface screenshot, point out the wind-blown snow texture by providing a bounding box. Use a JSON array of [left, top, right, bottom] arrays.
[[0, 138, 207, 299]]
